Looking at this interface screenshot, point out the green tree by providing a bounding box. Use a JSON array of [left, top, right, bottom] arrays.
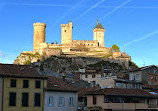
[[24, 60, 31, 65], [112, 44, 120, 52]]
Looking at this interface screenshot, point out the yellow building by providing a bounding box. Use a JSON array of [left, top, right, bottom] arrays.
[[0, 64, 47, 111]]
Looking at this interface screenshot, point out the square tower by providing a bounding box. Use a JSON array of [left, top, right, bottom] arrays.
[[61, 20, 73, 45], [93, 20, 105, 47]]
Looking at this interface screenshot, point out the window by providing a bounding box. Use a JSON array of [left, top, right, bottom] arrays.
[[9, 92, 16, 106], [130, 74, 134, 81], [34, 93, 41, 106], [116, 83, 121, 87], [92, 75, 95, 78], [35, 80, 41, 88], [85, 75, 88, 78], [104, 96, 108, 103], [90, 81, 96, 87], [10, 79, 16, 87], [126, 84, 131, 89], [58, 97, 65, 107], [48, 97, 54, 106], [22, 93, 29, 107], [93, 95, 97, 105], [23, 80, 29, 88], [136, 74, 140, 81], [69, 97, 74, 106]]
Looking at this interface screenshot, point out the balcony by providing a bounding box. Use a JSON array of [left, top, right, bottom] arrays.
[[88, 103, 148, 110], [108, 103, 148, 109]]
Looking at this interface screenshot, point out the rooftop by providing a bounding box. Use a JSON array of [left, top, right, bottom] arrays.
[[0, 64, 47, 79], [78, 87, 100, 97], [46, 76, 78, 92], [87, 88, 157, 98], [129, 65, 158, 72], [94, 19, 104, 29]]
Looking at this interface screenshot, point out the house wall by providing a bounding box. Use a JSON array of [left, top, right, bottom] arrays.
[[0, 78, 3, 111], [44, 91, 78, 111], [129, 66, 158, 84], [150, 99, 158, 108], [80, 74, 101, 86], [87, 95, 148, 110], [142, 66, 158, 84], [129, 71, 142, 82], [99, 78, 115, 88], [3, 77, 47, 111]]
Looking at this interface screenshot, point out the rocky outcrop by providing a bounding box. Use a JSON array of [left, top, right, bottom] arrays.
[[14, 51, 41, 65], [31, 56, 124, 74]]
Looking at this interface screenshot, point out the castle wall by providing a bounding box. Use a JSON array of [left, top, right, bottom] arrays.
[[33, 23, 46, 50], [72, 40, 98, 47], [44, 48, 62, 57]]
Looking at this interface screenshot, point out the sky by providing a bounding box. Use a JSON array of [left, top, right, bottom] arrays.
[[0, 0, 158, 67]]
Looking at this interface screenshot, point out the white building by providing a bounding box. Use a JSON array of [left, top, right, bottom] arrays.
[[44, 76, 78, 111]]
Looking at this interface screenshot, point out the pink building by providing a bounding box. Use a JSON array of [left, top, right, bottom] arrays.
[[87, 88, 158, 111]]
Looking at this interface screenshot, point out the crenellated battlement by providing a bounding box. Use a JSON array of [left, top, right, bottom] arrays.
[[33, 23, 46, 27], [61, 24, 69, 27], [72, 40, 97, 43]]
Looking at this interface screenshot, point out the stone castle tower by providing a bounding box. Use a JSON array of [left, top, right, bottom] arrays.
[[33, 20, 105, 51], [33, 23, 46, 50], [61, 20, 73, 45], [93, 19, 105, 47]]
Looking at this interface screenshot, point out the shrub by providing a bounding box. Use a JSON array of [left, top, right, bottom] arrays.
[[24, 60, 31, 65]]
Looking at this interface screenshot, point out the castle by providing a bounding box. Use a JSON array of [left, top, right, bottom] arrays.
[[14, 20, 131, 69], [33, 20, 112, 56]]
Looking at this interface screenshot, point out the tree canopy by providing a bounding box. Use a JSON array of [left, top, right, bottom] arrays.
[[112, 44, 120, 52]]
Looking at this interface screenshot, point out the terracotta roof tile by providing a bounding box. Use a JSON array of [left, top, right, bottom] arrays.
[[46, 76, 78, 92], [0, 64, 47, 79], [78, 87, 100, 97], [143, 85, 158, 90], [87, 88, 156, 98]]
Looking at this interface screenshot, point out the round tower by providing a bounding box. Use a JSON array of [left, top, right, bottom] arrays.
[[33, 23, 46, 50], [93, 19, 105, 47]]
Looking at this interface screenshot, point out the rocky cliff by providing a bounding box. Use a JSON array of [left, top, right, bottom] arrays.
[[31, 56, 125, 74]]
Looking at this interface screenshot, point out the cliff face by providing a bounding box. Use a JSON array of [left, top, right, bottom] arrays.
[[14, 50, 136, 74], [31, 56, 124, 74], [14, 52, 41, 65]]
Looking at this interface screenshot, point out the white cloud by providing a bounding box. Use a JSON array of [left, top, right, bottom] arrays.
[[122, 30, 158, 47], [74, 0, 105, 21], [100, 0, 132, 20]]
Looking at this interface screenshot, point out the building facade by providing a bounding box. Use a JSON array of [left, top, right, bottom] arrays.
[[128, 65, 158, 84], [87, 88, 158, 111], [0, 64, 47, 111], [44, 76, 78, 111]]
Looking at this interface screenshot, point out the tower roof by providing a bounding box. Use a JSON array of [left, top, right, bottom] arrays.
[[94, 19, 104, 29]]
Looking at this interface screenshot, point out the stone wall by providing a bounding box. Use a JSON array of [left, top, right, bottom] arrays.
[[72, 40, 98, 47]]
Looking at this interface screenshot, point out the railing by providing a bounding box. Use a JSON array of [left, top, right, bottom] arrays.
[[148, 104, 158, 108], [88, 103, 149, 109]]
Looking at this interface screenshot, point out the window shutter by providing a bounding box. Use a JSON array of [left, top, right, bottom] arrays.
[[93, 95, 97, 105]]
